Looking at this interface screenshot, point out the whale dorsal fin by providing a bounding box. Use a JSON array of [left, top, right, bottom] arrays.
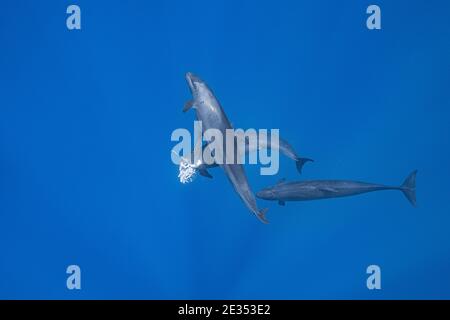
[[276, 178, 287, 185]]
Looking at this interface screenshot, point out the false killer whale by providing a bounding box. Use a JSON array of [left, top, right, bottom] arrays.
[[188, 133, 312, 179], [184, 72, 269, 223], [256, 171, 417, 207]]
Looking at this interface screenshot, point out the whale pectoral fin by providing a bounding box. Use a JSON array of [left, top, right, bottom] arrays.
[[278, 200, 285, 206], [183, 100, 194, 112], [198, 168, 213, 179]]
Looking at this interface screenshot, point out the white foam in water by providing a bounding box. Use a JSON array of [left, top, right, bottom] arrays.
[[178, 156, 199, 184]]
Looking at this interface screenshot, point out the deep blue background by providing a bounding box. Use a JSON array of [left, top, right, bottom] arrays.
[[1, 0, 449, 299]]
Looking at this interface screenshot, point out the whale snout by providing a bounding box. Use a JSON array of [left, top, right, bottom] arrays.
[[185, 72, 194, 82], [186, 72, 200, 81], [185, 72, 194, 91], [185, 72, 204, 93]]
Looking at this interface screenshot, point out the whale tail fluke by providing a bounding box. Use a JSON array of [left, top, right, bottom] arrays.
[[257, 208, 269, 224], [400, 170, 417, 207], [295, 157, 314, 174]]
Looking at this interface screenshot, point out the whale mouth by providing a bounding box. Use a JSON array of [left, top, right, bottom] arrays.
[[185, 72, 201, 93], [185, 72, 194, 91]]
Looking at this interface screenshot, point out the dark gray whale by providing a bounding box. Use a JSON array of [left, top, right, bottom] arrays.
[[256, 171, 417, 206], [184, 72, 269, 223]]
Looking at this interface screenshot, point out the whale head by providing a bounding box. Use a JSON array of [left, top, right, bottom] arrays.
[[186, 72, 212, 98], [256, 187, 277, 200]]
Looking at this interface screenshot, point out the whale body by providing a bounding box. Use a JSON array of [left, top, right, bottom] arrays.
[[184, 72, 268, 223], [188, 133, 312, 179], [256, 171, 417, 207]]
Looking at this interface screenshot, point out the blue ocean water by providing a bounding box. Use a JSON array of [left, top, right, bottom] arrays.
[[1, 0, 449, 299]]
